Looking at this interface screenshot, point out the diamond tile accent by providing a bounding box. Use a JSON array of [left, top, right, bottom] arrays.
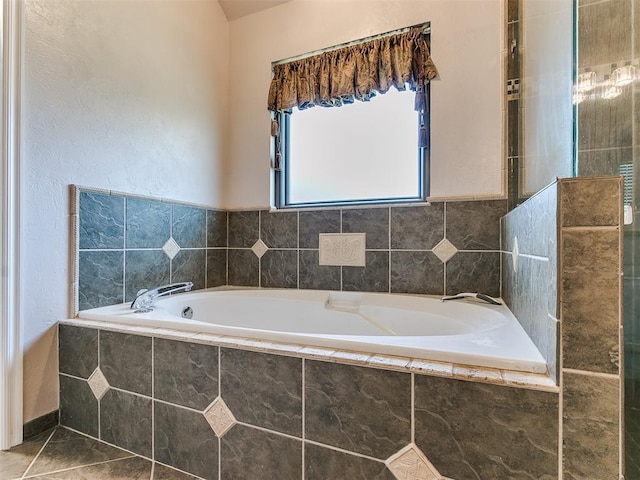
[[162, 237, 181, 260], [203, 397, 236, 437], [432, 238, 458, 263], [251, 239, 268, 259], [386, 444, 443, 480], [87, 367, 110, 400]]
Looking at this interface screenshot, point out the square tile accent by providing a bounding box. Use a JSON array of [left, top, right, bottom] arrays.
[[432, 238, 457, 263], [87, 367, 109, 400], [204, 397, 236, 437], [162, 237, 181, 260], [386, 444, 442, 480], [251, 239, 268, 258]]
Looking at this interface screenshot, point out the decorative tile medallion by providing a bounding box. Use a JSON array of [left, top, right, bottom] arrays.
[[432, 238, 458, 263], [251, 239, 269, 259], [386, 444, 442, 480], [162, 237, 181, 260], [87, 367, 110, 400], [318, 233, 366, 266], [203, 397, 236, 437]]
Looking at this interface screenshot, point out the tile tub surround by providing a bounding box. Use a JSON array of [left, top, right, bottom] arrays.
[[73, 187, 229, 312], [502, 176, 624, 479], [58, 322, 559, 480], [74, 187, 506, 313]]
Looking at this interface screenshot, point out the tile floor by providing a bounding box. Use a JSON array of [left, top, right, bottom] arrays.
[[0, 427, 199, 480]]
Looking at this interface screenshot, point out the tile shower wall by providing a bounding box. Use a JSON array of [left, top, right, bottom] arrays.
[[58, 323, 560, 480], [75, 185, 507, 311], [502, 176, 623, 479]]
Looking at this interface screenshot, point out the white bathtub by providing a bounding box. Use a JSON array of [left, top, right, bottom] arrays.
[[78, 288, 548, 374]]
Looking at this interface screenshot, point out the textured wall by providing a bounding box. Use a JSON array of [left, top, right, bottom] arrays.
[[226, 0, 504, 208], [22, 0, 229, 422]]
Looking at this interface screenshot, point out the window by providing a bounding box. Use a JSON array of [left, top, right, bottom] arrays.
[[267, 25, 437, 209], [276, 87, 429, 207]]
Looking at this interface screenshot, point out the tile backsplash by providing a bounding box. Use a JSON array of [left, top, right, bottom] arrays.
[[73, 185, 507, 312], [73, 187, 228, 312]]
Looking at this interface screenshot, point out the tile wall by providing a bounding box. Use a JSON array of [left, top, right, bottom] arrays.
[[58, 323, 560, 480], [572, 0, 639, 475], [74, 186, 507, 312], [502, 176, 623, 478], [502, 180, 559, 381], [73, 187, 228, 312]]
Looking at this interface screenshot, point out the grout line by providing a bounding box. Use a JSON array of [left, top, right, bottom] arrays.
[[22, 454, 138, 479], [153, 460, 208, 480], [562, 368, 620, 379], [60, 425, 153, 462], [411, 372, 415, 444], [234, 421, 302, 442], [19, 428, 57, 479], [303, 438, 386, 464]]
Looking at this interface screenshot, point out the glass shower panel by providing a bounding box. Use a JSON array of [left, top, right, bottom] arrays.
[[573, 0, 639, 475]]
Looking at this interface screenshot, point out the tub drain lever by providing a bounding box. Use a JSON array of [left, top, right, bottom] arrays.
[[441, 292, 502, 305]]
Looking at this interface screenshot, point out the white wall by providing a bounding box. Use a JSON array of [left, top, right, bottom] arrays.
[[522, 0, 573, 195], [226, 0, 504, 209], [22, 0, 228, 422]]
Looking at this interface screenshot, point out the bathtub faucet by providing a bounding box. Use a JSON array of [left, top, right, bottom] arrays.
[[131, 281, 194, 312]]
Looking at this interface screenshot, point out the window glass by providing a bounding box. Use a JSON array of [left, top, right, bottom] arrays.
[[281, 88, 423, 207]]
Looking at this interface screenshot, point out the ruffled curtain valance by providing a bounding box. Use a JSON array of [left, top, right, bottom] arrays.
[[267, 27, 438, 114]]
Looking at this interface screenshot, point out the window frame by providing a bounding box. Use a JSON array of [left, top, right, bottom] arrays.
[[273, 84, 431, 210]]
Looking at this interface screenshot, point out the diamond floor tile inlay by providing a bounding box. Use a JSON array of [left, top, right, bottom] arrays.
[[251, 239, 268, 258], [203, 397, 236, 437], [432, 239, 458, 263], [162, 237, 181, 260], [87, 367, 110, 400], [386, 444, 442, 480]]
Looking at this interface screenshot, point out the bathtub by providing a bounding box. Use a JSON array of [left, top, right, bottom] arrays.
[[78, 288, 548, 375]]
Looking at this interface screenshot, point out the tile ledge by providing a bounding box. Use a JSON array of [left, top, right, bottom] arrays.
[[59, 319, 558, 392]]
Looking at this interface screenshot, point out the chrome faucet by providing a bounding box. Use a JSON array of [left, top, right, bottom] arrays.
[[130, 282, 194, 312]]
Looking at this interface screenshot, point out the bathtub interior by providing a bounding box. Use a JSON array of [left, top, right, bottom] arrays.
[[78, 288, 551, 376]]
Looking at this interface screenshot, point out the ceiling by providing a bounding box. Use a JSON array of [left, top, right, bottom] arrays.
[[218, 0, 292, 21]]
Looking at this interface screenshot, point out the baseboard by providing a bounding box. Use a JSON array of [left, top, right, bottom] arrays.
[[23, 410, 59, 440]]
